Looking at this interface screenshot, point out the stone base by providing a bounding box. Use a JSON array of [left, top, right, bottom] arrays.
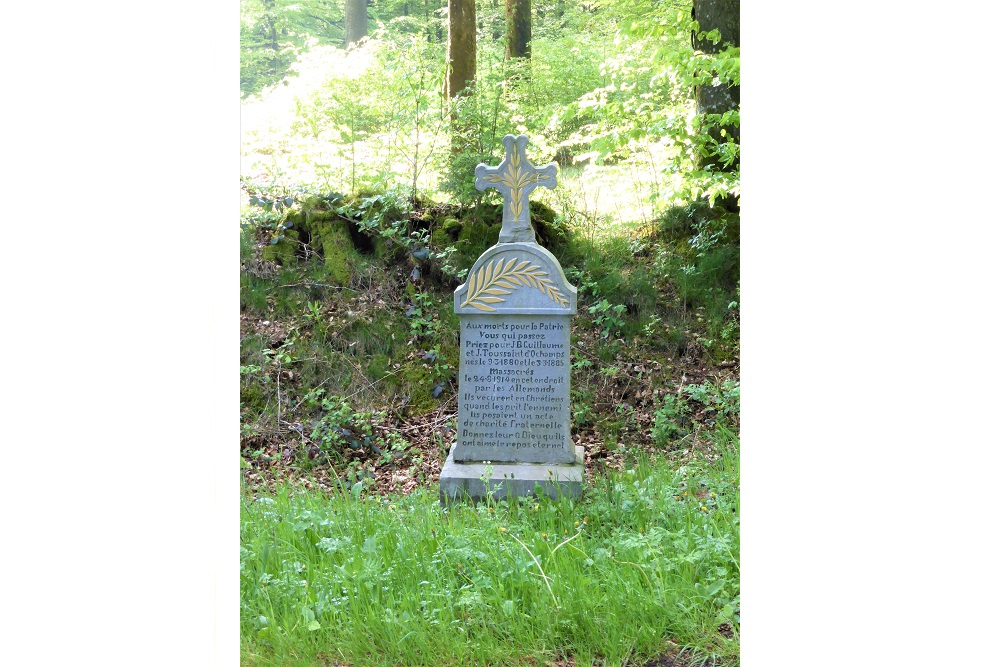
[[439, 445, 585, 505]]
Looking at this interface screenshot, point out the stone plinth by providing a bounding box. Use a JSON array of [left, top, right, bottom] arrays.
[[440, 445, 584, 504]]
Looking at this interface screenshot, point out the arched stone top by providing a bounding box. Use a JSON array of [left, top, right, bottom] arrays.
[[454, 242, 577, 315]]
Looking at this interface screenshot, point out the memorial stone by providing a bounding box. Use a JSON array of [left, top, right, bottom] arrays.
[[440, 134, 583, 503]]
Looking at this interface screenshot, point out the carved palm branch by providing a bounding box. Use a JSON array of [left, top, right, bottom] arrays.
[[460, 257, 569, 312]]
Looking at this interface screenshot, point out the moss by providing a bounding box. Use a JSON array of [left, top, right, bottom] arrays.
[[399, 362, 438, 416], [430, 228, 450, 250], [256, 200, 365, 285], [365, 354, 393, 384], [530, 200, 555, 224], [530, 201, 567, 251], [261, 229, 299, 265], [456, 220, 500, 268], [475, 203, 504, 225], [370, 235, 389, 260], [302, 217, 360, 286], [284, 209, 307, 225], [240, 383, 269, 413], [430, 215, 463, 250], [305, 209, 338, 222]]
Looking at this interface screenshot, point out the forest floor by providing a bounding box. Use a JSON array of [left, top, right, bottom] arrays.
[[241, 296, 737, 499], [240, 200, 739, 501]]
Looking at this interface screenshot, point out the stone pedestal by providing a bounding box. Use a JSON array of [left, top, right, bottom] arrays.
[[440, 445, 584, 504]]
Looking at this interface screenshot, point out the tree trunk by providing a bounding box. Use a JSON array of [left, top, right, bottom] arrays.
[[264, 0, 279, 75], [692, 0, 739, 174], [445, 0, 476, 100], [505, 0, 531, 59], [344, 0, 368, 47]]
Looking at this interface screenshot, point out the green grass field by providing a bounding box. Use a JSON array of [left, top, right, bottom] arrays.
[[241, 427, 739, 667]]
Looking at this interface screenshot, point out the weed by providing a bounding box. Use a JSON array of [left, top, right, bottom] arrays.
[[651, 394, 691, 446], [685, 380, 740, 426], [405, 291, 435, 338], [303, 300, 325, 324], [641, 314, 662, 338], [588, 299, 627, 339], [571, 397, 595, 429]]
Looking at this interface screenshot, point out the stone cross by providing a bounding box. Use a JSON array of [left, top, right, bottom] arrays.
[[475, 134, 558, 244]]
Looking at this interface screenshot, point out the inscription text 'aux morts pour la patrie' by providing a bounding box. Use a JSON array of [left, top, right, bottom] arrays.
[[440, 134, 584, 503]]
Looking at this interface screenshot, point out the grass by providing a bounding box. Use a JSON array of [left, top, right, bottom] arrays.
[[240, 427, 740, 667]]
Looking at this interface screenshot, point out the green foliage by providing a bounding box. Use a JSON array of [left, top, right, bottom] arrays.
[[442, 87, 506, 205], [303, 300, 324, 324], [239, 24, 742, 640], [644, 200, 740, 356], [441, 30, 610, 204], [651, 380, 740, 448], [306, 392, 359, 457], [422, 345, 455, 399], [240, 0, 348, 97], [247, 192, 297, 245], [651, 394, 691, 446], [304, 389, 411, 463], [587, 299, 627, 339], [290, 31, 446, 197], [243, 0, 739, 214], [685, 379, 740, 422], [293, 73, 388, 190], [557, 9, 739, 208], [560, 233, 659, 346], [405, 291, 435, 338], [263, 337, 295, 365]]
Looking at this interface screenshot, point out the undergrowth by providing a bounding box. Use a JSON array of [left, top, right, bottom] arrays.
[[241, 186, 739, 475]]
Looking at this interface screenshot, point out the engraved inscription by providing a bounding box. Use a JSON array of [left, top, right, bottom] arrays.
[[455, 313, 573, 462]]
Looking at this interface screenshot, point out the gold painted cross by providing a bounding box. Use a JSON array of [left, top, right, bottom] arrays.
[[475, 134, 558, 244]]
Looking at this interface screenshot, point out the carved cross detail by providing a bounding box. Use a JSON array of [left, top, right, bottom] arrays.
[[475, 134, 558, 244]]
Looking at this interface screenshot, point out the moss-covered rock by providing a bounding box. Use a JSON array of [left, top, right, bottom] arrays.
[[455, 219, 500, 271], [311, 219, 359, 285], [429, 229, 450, 251], [530, 201, 567, 252], [430, 216, 463, 250], [458, 221, 496, 246], [288, 204, 364, 286], [261, 229, 299, 265]]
